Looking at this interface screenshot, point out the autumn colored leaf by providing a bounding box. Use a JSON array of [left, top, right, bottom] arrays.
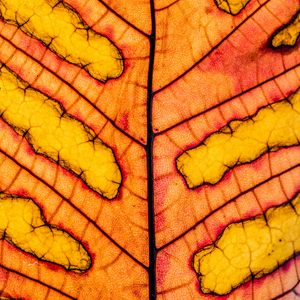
[[0, 0, 298, 299]]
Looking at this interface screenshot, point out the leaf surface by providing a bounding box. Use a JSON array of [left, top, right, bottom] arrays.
[[0, 0, 298, 299]]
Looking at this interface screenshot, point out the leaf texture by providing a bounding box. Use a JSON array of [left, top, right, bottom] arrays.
[[0, 0, 298, 299]]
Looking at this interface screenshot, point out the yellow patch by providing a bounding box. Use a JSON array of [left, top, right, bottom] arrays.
[[177, 89, 300, 189], [0, 0, 123, 82], [215, 0, 251, 15], [0, 193, 91, 272], [0, 67, 121, 199], [194, 194, 300, 295], [272, 12, 300, 47]]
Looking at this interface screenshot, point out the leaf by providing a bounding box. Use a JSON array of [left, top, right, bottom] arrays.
[[272, 11, 300, 48], [0, 0, 298, 299], [193, 193, 300, 295], [0, 193, 91, 272]]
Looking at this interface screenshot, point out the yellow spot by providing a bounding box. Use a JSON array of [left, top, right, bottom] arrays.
[[0, 67, 121, 199], [177, 89, 300, 189], [0, 193, 91, 272], [194, 193, 300, 295], [214, 0, 251, 15], [272, 12, 300, 48], [0, 0, 123, 82]]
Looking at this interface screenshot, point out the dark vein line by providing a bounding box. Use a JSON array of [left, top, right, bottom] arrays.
[[272, 277, 300, 299], [158, 162, 300, 251], [155, 62, 300, 136], [0, 148, 147, 271], [97, 0, 150, 37], [153, 0, 271, 94], [0, 34, 145, 148], [0, 263, 76, 299], [147, 0, 157, 299], [155, 0, 180, 12]]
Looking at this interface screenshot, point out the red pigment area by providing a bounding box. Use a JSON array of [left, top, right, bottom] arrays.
[[154, 176, 171, 232], [156, 251, 171, 288], [203, 19, 298, 96], [120, 113, 129, 131], [0, 268, 8, 282], [103, 25, 115, 41], [10, 189, 30, 199]]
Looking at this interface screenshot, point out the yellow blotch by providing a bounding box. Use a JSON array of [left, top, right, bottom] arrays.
[[194, 194, 300, 295], [0, 67, 121, 199], [214, 0, 251, 15], [177, 89, 300, 189], [0, 0, 123, 82], [0, 193, 91, 272], [272, 12, 300, 47]]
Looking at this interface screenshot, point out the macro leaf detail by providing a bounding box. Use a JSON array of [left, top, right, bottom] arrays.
[[0, 0, 298, 299]]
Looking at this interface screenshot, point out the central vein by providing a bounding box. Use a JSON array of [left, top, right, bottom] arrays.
[[147, 0, 157, 299]]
